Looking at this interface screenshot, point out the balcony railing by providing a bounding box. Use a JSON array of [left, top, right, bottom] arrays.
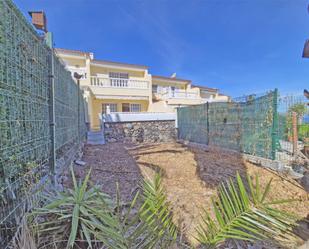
[[157, 89, 200, 99], [91, 76, 149, 89]]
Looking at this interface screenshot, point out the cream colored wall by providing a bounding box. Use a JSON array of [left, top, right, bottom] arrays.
[[90, 66, 146, 79], [152, 80, 186, 89], [90, 98, 149, 129], [89, 86, 149, 97]]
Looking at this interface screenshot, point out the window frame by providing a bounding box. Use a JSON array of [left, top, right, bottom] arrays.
[[130, 103, 141, 112], [102, 103, 117, 114]]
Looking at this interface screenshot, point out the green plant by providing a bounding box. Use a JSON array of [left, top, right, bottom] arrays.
[[33, 169, 177, 249], [288, 103, 306, 117], [196, 173, 296, 248], [32, 170, 297, 249], [33, 168, 118, 249]]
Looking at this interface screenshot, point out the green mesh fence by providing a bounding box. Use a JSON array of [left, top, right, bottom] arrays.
[[178, 91, 276, 159], [0, 0, 86, 247], [276, 95, 309, 166]]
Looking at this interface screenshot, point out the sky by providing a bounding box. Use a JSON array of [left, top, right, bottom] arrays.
[[14, 0, 309, 97]]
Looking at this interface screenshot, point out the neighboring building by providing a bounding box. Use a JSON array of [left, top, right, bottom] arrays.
[[55, 48, 229, 130]]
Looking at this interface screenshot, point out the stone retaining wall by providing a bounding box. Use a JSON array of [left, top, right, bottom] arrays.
[[104, 120, 176, 143]]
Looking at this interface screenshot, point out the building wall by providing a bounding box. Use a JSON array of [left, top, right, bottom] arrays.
[[55, 51, 229, 130], [91, 98, 149, 129]]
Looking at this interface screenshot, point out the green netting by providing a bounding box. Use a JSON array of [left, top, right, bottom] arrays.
[[276, 95, 309, 165], [178, 91, 276, 159], [0, 0, 86, 247]]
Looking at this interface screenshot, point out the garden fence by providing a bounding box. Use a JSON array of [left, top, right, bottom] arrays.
[[0, 0, 87, 247], [178, 90, 309, 167], [178, 90, 277, 159]]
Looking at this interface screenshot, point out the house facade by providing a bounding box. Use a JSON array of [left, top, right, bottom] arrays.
[[55, 48, 229, 130]]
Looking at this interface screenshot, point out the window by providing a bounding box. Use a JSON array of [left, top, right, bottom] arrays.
[[122, 103, 130, 112], [121, 103, 141, 112], [130, 104, 141, 112], [102, 103, 117, 114]]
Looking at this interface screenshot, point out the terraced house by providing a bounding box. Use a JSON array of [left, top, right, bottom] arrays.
[[55, 48, 230, 130]]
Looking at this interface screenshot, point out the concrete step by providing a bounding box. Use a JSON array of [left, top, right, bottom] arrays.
[[87, 131, 105, 145]]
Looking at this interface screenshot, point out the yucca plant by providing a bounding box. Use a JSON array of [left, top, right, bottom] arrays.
[[196, 173, 297, 248], [32, 168, 123, 249], [32, 168, 177, 249]]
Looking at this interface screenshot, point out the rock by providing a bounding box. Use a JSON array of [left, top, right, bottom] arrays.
[[301, 171, 309, 192], [104, 120, 176, 143], [74, 160, 86, 166], [109, 138, 117, 143]]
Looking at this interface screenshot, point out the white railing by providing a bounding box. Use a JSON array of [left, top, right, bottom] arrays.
[[91, 76, 149, 89], [158, 89, 200, 99]]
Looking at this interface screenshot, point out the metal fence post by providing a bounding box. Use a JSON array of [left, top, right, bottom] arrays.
[[271, 88, 278, 160], [206, 101, 210, 145], [49, 52, 56, 184], [292, 111, 298, 156], [78, 79, 81, 144], [47, 34, 56, 185]]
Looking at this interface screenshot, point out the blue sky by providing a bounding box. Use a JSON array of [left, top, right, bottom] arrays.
[[15, 0, 309, 97]]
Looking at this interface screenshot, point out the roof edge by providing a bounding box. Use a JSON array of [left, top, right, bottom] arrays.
[[152, 75, 191, 83]]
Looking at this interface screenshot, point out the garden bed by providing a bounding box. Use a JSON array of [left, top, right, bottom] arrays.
[[70, 142, 309, 248]]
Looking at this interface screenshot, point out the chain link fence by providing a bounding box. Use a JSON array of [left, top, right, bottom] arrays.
[[0, 0, 87, 247], [178, 91, 277, 159]]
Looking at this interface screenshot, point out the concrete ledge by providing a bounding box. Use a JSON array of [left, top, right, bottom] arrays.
[[102, 112, 176, 123]]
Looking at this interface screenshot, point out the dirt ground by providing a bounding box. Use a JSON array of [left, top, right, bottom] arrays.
[[75, 142, 309, 247]]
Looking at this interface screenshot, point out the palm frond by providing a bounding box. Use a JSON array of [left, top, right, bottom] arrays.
[[196, 172, 297, 247]]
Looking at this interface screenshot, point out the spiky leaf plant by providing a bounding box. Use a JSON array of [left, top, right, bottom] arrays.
[[121, 173, 177, 249], [32, 169, 177, 249], [33, 168, 124, 249], [196, 173, 297, 248]]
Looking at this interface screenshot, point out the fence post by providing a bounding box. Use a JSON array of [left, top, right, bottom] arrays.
[[271, 88, 278, 160], [206, 101, 210, 145], [48, 47, 56, 185], [292, 111, 298, 156]]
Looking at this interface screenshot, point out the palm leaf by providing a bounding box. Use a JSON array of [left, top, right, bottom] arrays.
[[196, 172, 297, 247]]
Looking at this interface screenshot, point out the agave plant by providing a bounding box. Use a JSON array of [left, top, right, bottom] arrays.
[[196, 173, 297, 248]]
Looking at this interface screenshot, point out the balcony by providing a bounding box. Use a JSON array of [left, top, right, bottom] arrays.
[[153, 88, 202, 105], [154, 88, 199, 99], [90, 76, 149, 89], [90, 76, 150, 100]]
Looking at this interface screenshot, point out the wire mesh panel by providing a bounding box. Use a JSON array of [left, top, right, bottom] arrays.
[[0, 0, 51, 247], [276, 94, 309, 166], [177, 104, 208, 144], [0, 0, 86, 247], [177, 91, 276, 159]]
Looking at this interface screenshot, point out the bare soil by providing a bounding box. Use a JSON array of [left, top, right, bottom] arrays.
[[73, 142, 309, 247]]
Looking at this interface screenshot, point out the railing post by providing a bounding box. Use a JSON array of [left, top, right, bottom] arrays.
[[271, 88, 278, 160]]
